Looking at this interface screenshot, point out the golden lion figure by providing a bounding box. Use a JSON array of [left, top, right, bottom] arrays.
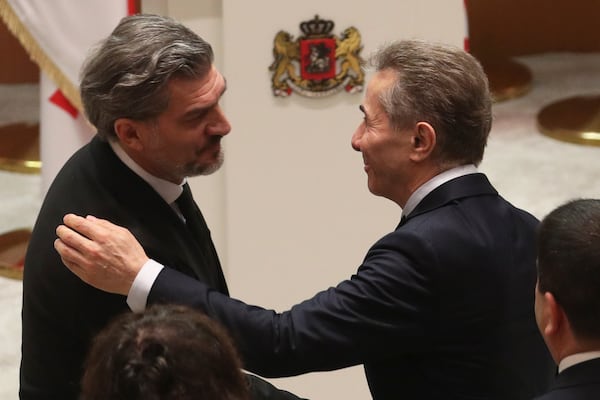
[[269, 31, 301, 92], [335, 27, 364, 86]]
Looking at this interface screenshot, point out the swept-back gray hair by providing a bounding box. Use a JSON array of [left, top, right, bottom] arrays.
[[370, 40, 492, 166], [80, 14, 214, 140]]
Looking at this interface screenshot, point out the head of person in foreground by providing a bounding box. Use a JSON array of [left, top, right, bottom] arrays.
[[535, 198, 600, 364], [81, 304, 250, 400]]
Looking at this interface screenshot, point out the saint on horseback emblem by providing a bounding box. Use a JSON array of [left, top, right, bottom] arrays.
[[269, 15, 365, 97]]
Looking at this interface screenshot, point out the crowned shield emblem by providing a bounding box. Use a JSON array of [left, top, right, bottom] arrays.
[[269, 15, 365, 97]]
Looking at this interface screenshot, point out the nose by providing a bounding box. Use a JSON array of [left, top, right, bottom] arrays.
[[351, 123, 364, 152], [208, 105, 231, 136]]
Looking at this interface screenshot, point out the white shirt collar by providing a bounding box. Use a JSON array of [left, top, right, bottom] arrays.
[[401, 164, 478, 218], [108, 139, 184, 204], [559, 351, 600, 373]]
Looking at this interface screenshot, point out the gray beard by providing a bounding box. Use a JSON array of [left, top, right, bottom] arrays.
[[196, 149, 224, 176]]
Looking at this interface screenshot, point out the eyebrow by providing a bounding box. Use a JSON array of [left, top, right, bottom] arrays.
[[182, 108, 209, 120], [359, 104, 368, 119], [181, 78, 228, 120], [220, 77, 228, 98], [212, 77, 228, 105]]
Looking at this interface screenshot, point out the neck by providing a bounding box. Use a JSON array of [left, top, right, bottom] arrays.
[[396, 165, 444, 207], [552, 332, 600, 365]]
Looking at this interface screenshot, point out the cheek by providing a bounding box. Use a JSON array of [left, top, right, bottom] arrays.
[[190, 126, 213, 146], [360, 134, 378, 154], [366, 138, 390, 161], [170, 131, 202, 154]]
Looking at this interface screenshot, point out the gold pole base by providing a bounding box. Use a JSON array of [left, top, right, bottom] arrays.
[[479, 57, 533, 102], [0, 123, 41, 173], [537, 95, 600, 146], [0, 229, 30, 280]]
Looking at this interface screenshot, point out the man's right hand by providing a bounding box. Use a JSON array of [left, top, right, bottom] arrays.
[[54, 214, 149, 295]]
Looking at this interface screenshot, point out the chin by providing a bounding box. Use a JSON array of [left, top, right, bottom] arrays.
[[193, 160, 223, 177], [367, 184, 391, 200], [367, 180, 379, 195]]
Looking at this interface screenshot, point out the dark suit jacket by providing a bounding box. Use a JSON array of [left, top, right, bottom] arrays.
[[20, 136, 229, 399], [149, 173, 555, 399], [534, 358, 600, 399]]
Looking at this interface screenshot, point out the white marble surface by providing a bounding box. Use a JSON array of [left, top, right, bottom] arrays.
[[0, 171, 41, 400], [0, 52, 598, 399], [0, 81, 43, 400], [480, 52, 600, 219], [0, 275, 24, 400]]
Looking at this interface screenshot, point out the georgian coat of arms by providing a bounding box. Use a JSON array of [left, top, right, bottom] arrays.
[[269, 15, 365, 97]]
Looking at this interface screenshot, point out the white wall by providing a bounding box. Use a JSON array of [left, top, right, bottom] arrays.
[[145, 1, 465, 398]]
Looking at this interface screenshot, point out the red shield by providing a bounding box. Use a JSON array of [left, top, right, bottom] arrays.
[[299, 38, 336, 80]]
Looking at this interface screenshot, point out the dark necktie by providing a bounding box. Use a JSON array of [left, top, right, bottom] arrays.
[[175, 183, 225, 289], [398, 214, 408, 227], [175, 183, 208, 241]]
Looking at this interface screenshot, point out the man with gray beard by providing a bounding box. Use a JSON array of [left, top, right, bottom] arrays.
[[20, 14, 302, 400]]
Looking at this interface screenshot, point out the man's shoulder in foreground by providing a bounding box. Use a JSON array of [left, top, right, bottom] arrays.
[[534, 358, 600, 400]]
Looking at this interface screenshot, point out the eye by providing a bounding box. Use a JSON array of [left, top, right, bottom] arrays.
[[188, 110, 209, 122]]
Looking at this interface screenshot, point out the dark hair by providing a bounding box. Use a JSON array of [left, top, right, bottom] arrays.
[[80, 14, 214, 140], [81, 304, 249, 400], [537, 198, 600, 340], [370, 40, 492, 167]]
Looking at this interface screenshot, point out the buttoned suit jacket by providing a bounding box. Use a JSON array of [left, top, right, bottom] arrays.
[[149, 173, 556, 399], [534, 358, 600, 400], [20, 136, 227, 400]]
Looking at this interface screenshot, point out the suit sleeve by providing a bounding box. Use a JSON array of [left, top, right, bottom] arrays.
[[148, 230, 437, 377]]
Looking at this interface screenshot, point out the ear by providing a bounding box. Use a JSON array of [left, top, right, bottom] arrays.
[[114, 118, 144, 152], [542, 291, 564, 337], [409, 122, 436, 162]]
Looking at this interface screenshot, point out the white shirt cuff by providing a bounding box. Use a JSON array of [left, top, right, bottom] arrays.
[[126, 259, 164, 313]]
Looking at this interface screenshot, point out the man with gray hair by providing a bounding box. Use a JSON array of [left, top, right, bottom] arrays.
[[21, 14, 301, 400], [56, 39, 555, 398]]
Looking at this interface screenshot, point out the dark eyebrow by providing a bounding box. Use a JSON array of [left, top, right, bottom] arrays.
[[359, 105, 368, 120], [182, 108, 209, 121]]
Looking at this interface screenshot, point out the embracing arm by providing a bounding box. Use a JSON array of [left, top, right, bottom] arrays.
[[147, 240, 436, 377], [55, 214, 435, 377], [148, 266, 400, 376], [54, 214, 362, 374]]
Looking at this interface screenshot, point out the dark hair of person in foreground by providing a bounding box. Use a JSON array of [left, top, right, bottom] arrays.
[[81, 304, 250, 400]]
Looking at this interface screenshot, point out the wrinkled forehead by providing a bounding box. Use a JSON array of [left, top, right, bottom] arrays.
[[365, 69, 396, 101], [191, 65, 226, 102]]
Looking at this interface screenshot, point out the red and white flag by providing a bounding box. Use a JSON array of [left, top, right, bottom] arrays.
[[0, 0, 137, 192]]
